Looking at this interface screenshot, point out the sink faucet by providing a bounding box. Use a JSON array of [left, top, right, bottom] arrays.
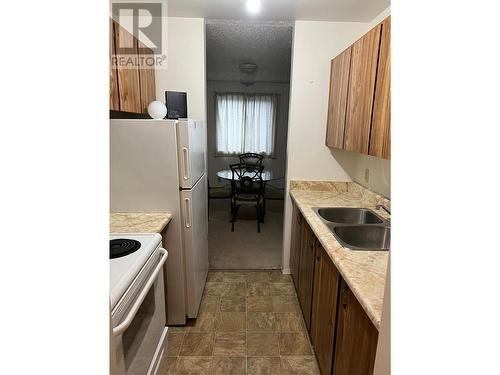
[[376, 204, 391, 216]]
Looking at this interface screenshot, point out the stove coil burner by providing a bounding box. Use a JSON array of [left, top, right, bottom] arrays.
[[110, 239, 142, 259]]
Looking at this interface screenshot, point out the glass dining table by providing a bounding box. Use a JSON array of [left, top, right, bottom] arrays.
[[216, 168, 281, 182]]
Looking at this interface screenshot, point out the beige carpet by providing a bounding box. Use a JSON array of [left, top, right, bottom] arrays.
[[208, 202, 283, 270]]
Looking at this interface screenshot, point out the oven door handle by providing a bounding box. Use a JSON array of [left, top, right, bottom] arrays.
[[112, 248, 168, 337]]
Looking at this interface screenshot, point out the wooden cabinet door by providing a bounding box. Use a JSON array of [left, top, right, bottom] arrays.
[[114, 22, 142, 113], [297, 222, 316, 332], [109, 20, 120, 111], [311, 244, 340, 375], [333, 278, 379, 375], [369, 17, 391, 159], [325, 47, 352, 149], [344, 25, 382, 154], [138, 41, 156, 114], [290, 203, 302, 292]]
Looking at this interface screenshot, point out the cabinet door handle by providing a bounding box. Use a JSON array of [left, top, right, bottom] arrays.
[[341, 287, 349, 309]]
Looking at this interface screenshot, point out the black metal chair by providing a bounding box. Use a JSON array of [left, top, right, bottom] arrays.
[[207, 178, 231, 219], [238, 153, 263, 170], [229, 163, 265, 232]]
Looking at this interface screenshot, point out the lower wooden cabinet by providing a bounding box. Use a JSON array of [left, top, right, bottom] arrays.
[[311, 243, 340, 375], [297, 222, 316, 332], [332, 278, 379, 375], [290, 201, 379, 375]]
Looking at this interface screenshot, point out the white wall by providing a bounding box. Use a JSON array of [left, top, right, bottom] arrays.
[[332, 149, 391, 198], [155, 17, 206, 121], [282, 7, 391, 272], [206, 80, 289, 189]]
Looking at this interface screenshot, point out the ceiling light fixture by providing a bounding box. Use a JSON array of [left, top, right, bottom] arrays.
[[239, 63, 258, 86], [246, 0, 262, 15]]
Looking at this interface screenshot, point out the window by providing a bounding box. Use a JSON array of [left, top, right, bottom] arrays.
[[215, 93, 278, 156]]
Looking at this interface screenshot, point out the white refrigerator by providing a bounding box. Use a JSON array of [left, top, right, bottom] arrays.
[[110, 118, 208, 325]]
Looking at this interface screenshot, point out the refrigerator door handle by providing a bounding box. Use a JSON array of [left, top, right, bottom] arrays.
[[182, 147, 191, 181], [184, 197, 192, 228]]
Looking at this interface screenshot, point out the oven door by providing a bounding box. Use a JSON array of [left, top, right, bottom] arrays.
[[112, 249, 168, 375]]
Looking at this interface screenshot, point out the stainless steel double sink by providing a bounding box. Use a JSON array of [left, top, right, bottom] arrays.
[[313, 207, 390, 251]]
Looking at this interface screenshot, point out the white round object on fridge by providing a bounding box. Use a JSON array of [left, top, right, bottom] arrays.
[[147, 101, 167, 119]]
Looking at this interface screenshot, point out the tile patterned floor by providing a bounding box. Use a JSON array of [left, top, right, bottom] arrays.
[[160, 270, 320, 375]]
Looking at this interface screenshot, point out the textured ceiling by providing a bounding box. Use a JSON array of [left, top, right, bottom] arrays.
[[169, 0, 390, 22], [206, 20, 293, 83]]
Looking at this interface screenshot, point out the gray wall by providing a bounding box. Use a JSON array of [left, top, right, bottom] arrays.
[[206, 80, 290, 189]]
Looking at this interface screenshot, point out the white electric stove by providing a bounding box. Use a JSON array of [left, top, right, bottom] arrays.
[[110, 233, 162, 308], [109, 233, 169, 375]]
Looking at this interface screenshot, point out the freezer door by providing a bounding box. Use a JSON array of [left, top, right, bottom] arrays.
[[180, 174, 209, 318], [177, 120, 206, 189]]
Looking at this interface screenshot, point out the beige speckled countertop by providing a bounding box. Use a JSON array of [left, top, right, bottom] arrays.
[[110, 213, 173, 234], [289, 181, 389, 330]]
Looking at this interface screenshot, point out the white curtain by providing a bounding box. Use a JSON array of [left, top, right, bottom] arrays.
[[216, 93, 277, 156]]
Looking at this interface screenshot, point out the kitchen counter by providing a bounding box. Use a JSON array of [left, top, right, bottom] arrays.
[[110, 212, 173, 234], [289, 181, 390, 330]]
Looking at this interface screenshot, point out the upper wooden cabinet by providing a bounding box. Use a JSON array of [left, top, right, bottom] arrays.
[[326, 16, 391, 159], [138, 40, 157, 114], [109, 20, 120, 111], [369, 17, 391, 159], [110, 19, 156, 115], [114, 21, 142, 113], [344, 24, 381, 154], [326, 48, 352, 149]]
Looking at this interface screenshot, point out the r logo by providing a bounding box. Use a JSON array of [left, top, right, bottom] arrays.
[[112, 2, 162, 55]]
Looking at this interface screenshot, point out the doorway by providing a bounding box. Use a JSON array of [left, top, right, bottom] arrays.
[[205, 20, 293, 270]]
